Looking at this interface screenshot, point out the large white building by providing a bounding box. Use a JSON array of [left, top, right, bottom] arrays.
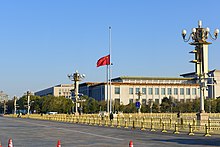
[[80, 76, 200, 105], [35, 70, 220, 105]]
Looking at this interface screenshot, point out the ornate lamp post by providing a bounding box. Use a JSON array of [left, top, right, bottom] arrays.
[[68, 70, 85, 115], [182, 20, 219, 124]]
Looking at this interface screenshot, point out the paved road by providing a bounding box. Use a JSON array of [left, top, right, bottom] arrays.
[[0, 116, 220, 147]]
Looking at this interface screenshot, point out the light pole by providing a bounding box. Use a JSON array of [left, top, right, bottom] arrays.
[[3, 100, 7, 114], [14, 96, 17, 115], [27, 91, 31, 115], [68, 70, 85, 115], [182, 20, 219, 124]]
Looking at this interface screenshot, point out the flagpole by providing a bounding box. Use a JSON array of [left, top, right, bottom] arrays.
[[109, 26, 112, 113], [106, 65, 109, 113]]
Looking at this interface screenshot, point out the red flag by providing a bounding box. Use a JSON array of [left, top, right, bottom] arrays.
[[97, 54, 110, 67]]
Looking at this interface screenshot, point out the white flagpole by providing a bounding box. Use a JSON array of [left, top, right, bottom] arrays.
[[109, 26, 112, 113], [106, 65, 109, 113]]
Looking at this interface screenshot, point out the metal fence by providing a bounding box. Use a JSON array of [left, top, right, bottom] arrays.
[[5, 113, 220, 136]]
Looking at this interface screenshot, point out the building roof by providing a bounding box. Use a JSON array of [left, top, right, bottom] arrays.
[[79, 82, 100, 87], [112, 76, 193, 81], [55, 84, 74, 87], [180, 69, 220, 77], [80, 82, 199, 88], [180, 72, 196, 77], [80, 76, 198, 87]]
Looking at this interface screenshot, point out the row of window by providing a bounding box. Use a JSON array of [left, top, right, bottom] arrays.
[[129, 98, 193, 104], [58, 88, 72, 92], [115, 87, 197, 95]]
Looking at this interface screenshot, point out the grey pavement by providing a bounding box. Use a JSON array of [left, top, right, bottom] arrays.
[[0, 116, 220, 147]]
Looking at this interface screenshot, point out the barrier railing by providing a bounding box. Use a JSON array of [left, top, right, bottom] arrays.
[[5, 113, 220, 136]]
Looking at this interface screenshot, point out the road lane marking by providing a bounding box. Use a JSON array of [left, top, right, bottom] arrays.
[[4, 117, 124, 141]]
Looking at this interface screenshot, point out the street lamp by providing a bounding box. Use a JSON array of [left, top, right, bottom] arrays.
[[68, 70, 85, 115], [26, 91, 32, 115], [182, 20, 219, 124], [14, 96, 17, 115]]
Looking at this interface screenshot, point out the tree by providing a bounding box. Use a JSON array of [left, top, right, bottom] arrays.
[[6, 100, 14, 114], [192, 98, 200, 112], [98, 100, 107, 112], [160, 97, 171, 112], [216, 98, 220, 112], [123, 103, 136, 113], [141, 104, 148, 113], [41, 95, 73, 113]]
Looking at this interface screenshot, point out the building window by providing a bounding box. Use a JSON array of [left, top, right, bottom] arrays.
[[180, 88, 184, 95], [155, 88, 159, 95], [142, 88, 146, 95], [192, 88, 197, 95], [129, 99, 133, 104], [174, 88, 178, 95], [167, 88, 172, 95], [186, 88, 190, 95], [161, 88, 166, 95], [135, 88, 140, 94], [129, 88, 133, 94], [148, 88, 153, 95], [142, 99, 146, 105], [115, 87, 120, 94]]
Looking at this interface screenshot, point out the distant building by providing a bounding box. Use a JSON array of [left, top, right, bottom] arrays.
[[80, 76, 200, 105], [0, 91, 9, 102], [35, 84, 74, 98]]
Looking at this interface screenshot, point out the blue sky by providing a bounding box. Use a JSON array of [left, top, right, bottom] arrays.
[[0, 0, 220, 98]]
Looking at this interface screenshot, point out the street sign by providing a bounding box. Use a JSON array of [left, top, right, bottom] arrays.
[[135, 102, 140, 108]]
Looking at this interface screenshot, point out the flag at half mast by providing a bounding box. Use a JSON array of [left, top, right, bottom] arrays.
[[97, 54, 110, 67]]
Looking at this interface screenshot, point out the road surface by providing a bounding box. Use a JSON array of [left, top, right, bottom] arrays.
[[0, 116, 220, 147]]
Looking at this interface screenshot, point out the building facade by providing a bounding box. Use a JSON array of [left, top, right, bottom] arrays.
[[35, 84, 74, 98], [208, 70, 220, 99], [35, 72, 220, 105], [181, 70, 220, 99], [80, 76, 201, 105]]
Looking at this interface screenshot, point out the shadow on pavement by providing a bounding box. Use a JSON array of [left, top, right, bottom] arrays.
[[153, 138, 220, 146]]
